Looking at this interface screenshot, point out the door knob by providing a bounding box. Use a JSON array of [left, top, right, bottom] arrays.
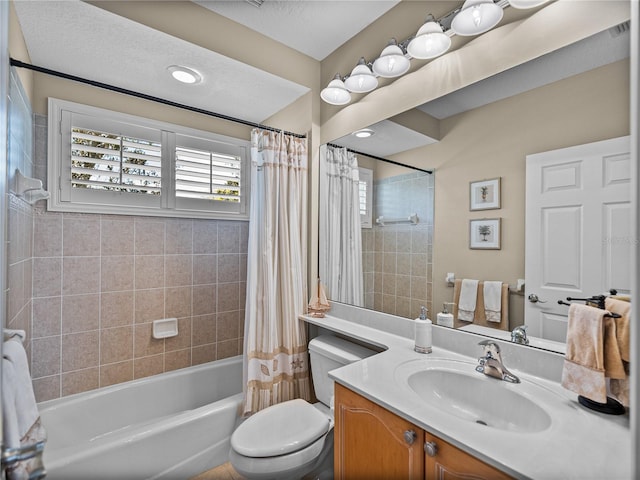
[[528, 293, 546, 304]]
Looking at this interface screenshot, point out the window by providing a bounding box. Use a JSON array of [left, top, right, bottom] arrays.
[[49, 98, 249, 219], [358, 167, 373, 228]]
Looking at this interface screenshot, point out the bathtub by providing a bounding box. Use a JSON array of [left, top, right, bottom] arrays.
[[38, 356, 243, 480]]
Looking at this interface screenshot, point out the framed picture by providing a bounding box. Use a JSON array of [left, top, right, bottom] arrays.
[[470, 177, 501, 211], [469, 218, 501, 250]]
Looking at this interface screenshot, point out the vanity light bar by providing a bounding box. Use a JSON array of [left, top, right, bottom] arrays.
[[322, 0, 529, 105]]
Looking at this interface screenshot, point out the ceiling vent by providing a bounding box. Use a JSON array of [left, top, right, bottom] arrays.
[[245, 0, 265, 7], [609, 21, 630, 38]]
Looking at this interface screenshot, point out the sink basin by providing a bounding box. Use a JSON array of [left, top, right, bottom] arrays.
[[400, 360, 552, 433]]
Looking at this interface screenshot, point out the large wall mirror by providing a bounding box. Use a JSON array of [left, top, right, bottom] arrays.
[[319, 8, 631, 354]]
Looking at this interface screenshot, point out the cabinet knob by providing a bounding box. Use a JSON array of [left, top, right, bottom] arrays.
[[424, 441, 438, 457], [403, 430, 417, 445]]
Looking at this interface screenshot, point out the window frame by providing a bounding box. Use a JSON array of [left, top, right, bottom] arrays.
[[358, 167, 373, 229], [48, 98, 250, 220]]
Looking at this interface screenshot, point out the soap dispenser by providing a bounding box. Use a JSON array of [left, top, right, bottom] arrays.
[[437, 303, 455, 328], [414, 306, 432, 354]]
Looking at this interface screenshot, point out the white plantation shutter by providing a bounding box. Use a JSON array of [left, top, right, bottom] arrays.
[[71, 128, 162, 194], [359, 167, 373, 228], [50, 98, 249, 219]]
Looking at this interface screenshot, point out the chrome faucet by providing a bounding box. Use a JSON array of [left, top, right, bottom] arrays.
[[475, 340, 520, 383], [511, 325, 529, 345]]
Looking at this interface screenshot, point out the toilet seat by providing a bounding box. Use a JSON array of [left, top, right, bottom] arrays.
[[231, 399, 330, 457]]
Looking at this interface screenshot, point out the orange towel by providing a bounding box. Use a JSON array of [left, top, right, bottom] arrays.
[[561, 304, 607, 403]]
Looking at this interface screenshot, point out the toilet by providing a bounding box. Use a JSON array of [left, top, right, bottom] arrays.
[[229, 335, 376, 480]]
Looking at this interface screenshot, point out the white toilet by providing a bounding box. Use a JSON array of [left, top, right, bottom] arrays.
[[229, 335, 376, 480]]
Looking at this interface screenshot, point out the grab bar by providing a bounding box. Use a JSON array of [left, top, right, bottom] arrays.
[[375, 213, 419, 227], [1, 441, 47, 479]]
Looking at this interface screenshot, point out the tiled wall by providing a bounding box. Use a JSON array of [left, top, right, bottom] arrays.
[[30, 213, 247, 401], [362, 172, 434, 320], [28, 113, 247, 402], [6, 68, 34, 359]]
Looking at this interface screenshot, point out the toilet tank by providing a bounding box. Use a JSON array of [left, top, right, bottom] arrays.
[[308, 335, 377, 407]]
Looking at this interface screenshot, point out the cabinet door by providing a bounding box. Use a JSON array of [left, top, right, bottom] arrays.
[[335, 383, 424, 480], [424, 432, 513, 480]]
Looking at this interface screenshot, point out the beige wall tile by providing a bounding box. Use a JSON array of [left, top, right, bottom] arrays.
[[217, 311, 239, 342], [62, 257, 100, 295], [63, 216, 100, 257], [135, 220, 165, 255], [62, 368, 99, 396], [134, 355, 164, 379], [165, 286, 191, 318], [193, 255, 217, 285], [135, 255, 164, 289], [33, 375, 61, 403], [192, 314, 216, 346], [240, 223, 249, 254], [101, 326, 133, 365], [217, 339, 239, 359], [192, 344, 216, 365], [62, 294, 99, 333], [193, 284, 216, 316], [134, 323, 164, 357], [217, 254, 240, 282], [165, 348, 191, 372], [62, 331, 99, 372], [217, 223, 240, 253], [32, 297, 61, 338], [101, 255, 134, 292], [135, 289, 164, 323], [217, 283, 239, 313], [33, 212, 62, 257], [32, 336, 61, 378], [193, 220, 217, 254], [165, 255, 192, 287], [100, 360, 133, 387], [101, 218, 135, 256], [166, 219, 193, 254], [7, 262, 24, 321], [33, 257, 62, 297], [101, 291, 134, 328], [165, 317, 191, 352]]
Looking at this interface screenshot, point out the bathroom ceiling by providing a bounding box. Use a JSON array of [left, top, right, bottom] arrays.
[[12, 0, 398, 126], [12, 0, 630, 153]]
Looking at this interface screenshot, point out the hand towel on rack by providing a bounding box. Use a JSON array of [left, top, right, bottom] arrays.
[[457, 279, 479, 322], [2, 339, 47, 480], [604, 297, 631, 407], [561, 304, 607, 403], [483, 281, 503, 323]]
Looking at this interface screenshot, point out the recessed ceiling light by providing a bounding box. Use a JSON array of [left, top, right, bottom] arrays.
[[167, 65, 202, 84], [352, 128, 375, 138]]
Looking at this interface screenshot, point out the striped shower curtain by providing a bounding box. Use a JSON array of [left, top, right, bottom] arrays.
[[242, 128, 310, 415]]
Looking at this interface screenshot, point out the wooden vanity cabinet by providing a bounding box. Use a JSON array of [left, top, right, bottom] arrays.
[[335, 383, 513, 480], [335, 383, 424, 480]]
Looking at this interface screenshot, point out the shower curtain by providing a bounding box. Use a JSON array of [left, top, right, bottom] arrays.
[[319, 144, 364, 306], [242, 129, 310, 415]]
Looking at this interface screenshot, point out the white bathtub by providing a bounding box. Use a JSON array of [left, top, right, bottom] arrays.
[[38, 356, 243, 480]]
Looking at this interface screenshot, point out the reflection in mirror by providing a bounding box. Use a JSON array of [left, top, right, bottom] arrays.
[[319, 143, 434, 321], [320, 22, 631, 353]]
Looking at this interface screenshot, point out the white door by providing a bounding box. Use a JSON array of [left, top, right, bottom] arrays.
[[525, 136, 631, 342]]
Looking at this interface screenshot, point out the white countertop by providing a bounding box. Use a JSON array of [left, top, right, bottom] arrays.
[[302, 313, 631, 480]]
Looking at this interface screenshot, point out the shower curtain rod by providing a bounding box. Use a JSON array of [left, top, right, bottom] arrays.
[[327, 143, 432, 175], [9, 58, 307, 139]]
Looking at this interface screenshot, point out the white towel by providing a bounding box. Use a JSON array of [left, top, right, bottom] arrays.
[[2, 339, 46, 480], [457, 279, 478, 322], [483, 281, 503, 323]]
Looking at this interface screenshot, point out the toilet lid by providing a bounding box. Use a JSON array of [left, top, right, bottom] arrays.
[[231, 399, 330, 458]]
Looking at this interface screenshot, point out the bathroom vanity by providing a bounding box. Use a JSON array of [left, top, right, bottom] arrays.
[[335, 383, 512, 480], [301, 305, 631, 480]]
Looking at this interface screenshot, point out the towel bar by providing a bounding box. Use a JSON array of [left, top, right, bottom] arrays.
[[1, 441, 47, 479]]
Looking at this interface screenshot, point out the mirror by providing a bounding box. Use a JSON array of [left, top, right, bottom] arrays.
[[320, 22, 631, 353]]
